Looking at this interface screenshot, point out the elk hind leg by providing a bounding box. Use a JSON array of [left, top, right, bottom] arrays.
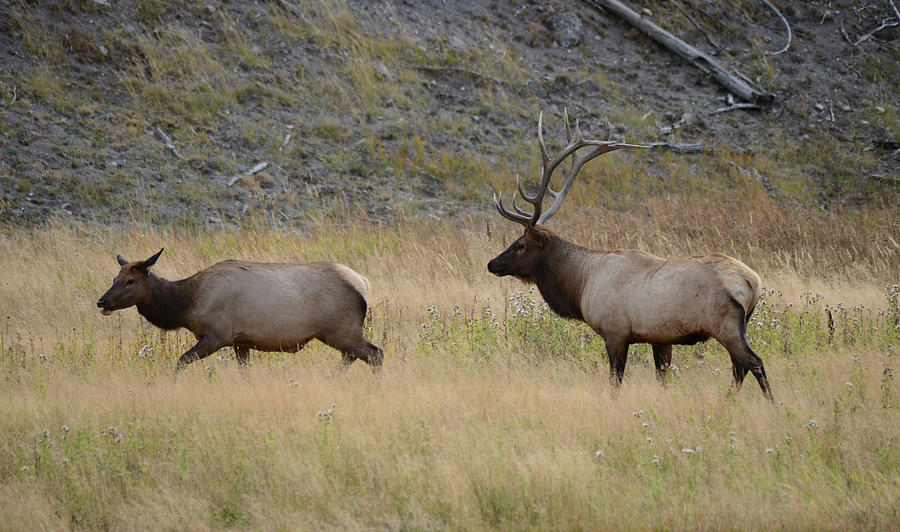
[[651, 344, 672, 383], [320, 330, 383, 371]]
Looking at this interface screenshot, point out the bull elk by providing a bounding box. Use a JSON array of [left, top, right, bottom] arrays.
[[487, 110, 772, 401], [97, 249, 383, 370]]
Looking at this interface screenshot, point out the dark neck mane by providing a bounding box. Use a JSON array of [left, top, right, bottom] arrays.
[[533, 236, 590, 322], [136, 273, 194, 330]]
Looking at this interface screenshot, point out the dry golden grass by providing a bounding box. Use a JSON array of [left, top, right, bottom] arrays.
[[0, 211, 898, 529]]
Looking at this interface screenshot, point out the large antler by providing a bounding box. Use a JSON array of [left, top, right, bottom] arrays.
[[493, 109, 648, 227]]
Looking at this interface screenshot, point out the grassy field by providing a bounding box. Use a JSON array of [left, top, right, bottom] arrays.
[[2, 0, 898, 528], [0, 208, 898, 530]]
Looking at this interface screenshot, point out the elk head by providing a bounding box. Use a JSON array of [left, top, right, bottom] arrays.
[[97, 249, 164, 315], [487, 109, 647, 280]]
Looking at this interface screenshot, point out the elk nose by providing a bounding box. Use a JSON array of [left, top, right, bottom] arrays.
[[97, 298, 108, 308], [487, 260, 498, 273]]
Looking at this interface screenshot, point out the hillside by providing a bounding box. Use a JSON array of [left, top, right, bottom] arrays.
[[0, 0, 898, 227]]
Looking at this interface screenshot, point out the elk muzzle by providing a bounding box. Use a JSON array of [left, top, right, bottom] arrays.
[[487, 258, 502, 276]]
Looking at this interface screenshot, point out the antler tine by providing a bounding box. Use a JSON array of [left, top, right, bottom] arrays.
[[491, 109, 649, 228], [537, 152, 586, 225], [492, 192, 532, 227], [515, 174, 537, 203], [603, 118, 611, 141], [537, 110, 549, 164], [512, 194, 531, 217], [573, 117, 585, 144], [537, 121, 649, 225]]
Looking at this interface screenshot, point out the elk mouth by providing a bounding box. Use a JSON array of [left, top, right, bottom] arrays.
[[97, 299, 115, 315]]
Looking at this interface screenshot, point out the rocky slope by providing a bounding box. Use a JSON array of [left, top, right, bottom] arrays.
[[0, 0, 897, 227]]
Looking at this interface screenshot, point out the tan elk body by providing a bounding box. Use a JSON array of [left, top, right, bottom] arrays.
[[488, 110, 772, 400], [97, 250, 383, 370]]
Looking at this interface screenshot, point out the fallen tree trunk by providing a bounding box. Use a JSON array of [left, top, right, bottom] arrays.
[[584, 0, 774, 105]]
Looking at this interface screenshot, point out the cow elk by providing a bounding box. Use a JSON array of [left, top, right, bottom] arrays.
[[97, 249, 383, 371], [487, 110, 772, 401]]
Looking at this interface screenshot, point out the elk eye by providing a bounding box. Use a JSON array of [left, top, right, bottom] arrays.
[[125, 279, 135, 286]]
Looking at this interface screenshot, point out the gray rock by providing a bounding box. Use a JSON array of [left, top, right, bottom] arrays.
[[546, 12, 582, 48]]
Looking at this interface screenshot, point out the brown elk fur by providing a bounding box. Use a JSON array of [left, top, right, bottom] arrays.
[[489, 224, 772, 401], [97, 249, 383, 370]]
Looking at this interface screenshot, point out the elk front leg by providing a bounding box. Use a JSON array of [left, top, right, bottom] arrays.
[[651, 344, 672, 383], [731, 364, 748, 391], [234, 346, 251, 367], [605, 338, 630, 387], [176, 335, 227, 371], [719, 335, 773, 403]]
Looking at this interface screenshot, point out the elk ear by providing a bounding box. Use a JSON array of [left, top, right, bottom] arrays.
[[116, 255, 129, 266], [525, 227, 549, 248], [137, 248, 164, 271]]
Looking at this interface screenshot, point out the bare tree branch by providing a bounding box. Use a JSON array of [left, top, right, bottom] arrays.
[[644, 142, 756, 155], [839, 16, 853, 44], [279, 133, 292, 152], [840, 1, 899, 47], [227, 162, 269, 187], [713, 102, 761, 114], [852, 17, 899, 46], [760, 0, 792, 55], [155, 128, 186, 160]]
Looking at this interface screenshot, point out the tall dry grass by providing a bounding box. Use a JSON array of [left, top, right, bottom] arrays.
[[1, 348, 897, 530], [0, 207, 898, 529]]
